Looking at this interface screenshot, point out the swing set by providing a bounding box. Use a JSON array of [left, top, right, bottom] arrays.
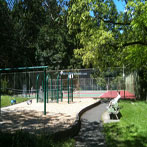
[[36, 71, 73, 104], [0, 66, 74, 115]]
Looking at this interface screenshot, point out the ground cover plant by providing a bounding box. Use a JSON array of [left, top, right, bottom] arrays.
[[104, 100, 147, 147], [1, 95, 29, 107]]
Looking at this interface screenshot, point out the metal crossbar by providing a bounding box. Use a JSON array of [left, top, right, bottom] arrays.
[[0, 66, 48, 72]]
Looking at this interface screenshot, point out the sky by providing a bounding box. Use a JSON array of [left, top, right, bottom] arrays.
[[114, 0, 126, 12], [90, 0, 126, 17]]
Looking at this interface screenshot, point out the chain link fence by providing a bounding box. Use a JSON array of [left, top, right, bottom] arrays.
[[0, 68, 137, 100]]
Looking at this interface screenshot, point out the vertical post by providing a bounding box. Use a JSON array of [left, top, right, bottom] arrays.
[[42, 80, 44, 101], [71, 75, 73, 102], [60, 71, 63, 102], [29, 72, 30, 97], [57, 74, 59, 103], [44, 68, 46, 115], [25, 72, 27, 97], [14, 72, 15, 96], [46, 74, 52, 103], [36, 74, 39, 103], [61, 77, 63, 102], [0, 73, 1, 115], [51, 78, 53, 101], [46, 75, 48, 103], [123, 65, 125, 99], [68, 74, 69, 104]]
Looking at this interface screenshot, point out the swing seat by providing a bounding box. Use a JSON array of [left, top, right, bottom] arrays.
[[11, 99, 16, 105]]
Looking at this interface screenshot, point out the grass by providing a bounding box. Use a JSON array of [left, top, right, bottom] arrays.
[[104, 100, 147, 147], [2, 97, 147, 146], [1, 95, 30, 107], [0, 131, 75, 147]]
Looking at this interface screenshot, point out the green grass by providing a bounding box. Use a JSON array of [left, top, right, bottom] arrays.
[[0, 131, 75, 147], [104, 100, 147, 147], [1, 95, 30, 107]]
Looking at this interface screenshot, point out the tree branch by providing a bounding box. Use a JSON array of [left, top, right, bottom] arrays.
[[103, 20, 131, 25], [122, 41, 147, 47], [97, 16, 131, 25], [110, 41, 147, 49]]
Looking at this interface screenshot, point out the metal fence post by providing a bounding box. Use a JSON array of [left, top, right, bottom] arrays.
[[57, 74, 59, 103], [71, 76, 73, 102], [0, 73, 1, 115], [68, 74, 69, 104], [46, 73, 52, 103], [46, 75, 49, 103], [36, 74, 39, 103], [51, 78, 53, 101], [61, 77, 63, 102], [44, 69, 46, 115]]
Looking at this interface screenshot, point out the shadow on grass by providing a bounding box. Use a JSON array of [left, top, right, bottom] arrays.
[[0, 130, 75, 147], [104, 123, 147, 147]]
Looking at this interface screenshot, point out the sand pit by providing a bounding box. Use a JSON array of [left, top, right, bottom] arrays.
[[0, 98, 100, 134]]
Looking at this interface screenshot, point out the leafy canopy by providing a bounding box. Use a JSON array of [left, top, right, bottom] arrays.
[[67, 0, 147, 72]]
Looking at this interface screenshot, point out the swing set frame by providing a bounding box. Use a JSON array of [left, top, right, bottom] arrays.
[[0, 66, 48, 115]]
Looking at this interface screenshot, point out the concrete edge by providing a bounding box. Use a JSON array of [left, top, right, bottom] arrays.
[[51, 100, 101, 140]]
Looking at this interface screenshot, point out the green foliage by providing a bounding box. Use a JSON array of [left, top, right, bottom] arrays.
[[35, 0, 83, 69], [0, 0, 14, 67], [1, 78, 8, 93], [68, 0, 147, 69], [90, 68, 124, 90], [67, 0, 147, 99], [104, 100, 147, 147], [68, 0, 119, 68], [0, 0, 83, 69], [11, 0, 46, 66]]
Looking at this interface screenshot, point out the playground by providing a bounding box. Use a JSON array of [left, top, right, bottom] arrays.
[[0, 98, 99, 134], [0, 66, 136, 134]]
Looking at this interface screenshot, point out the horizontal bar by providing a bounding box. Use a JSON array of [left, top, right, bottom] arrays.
[[0, 66, 48, 71]]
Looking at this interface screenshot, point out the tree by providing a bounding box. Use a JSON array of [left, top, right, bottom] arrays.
[[67, 0, 147, 99], [11, 0, 46, 66], [36, 0, 83, 70], [0, 0, 15, 68]]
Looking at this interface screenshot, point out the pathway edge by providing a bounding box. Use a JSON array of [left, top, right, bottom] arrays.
[[52, 100, 101, 140]]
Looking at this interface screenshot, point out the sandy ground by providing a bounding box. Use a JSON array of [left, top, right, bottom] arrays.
[[0, 98, 100, 134]]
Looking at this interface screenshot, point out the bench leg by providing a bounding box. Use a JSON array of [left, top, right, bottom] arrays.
[[115, 114, 118, 120]]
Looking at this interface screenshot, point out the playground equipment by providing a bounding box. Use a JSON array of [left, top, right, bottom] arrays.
[[0, 66, 48, 115], [11, 98, 16, 105], [36, 73, 63, 103], [36, 72, 73, 104], [0, 66, 75, 115], [67, 73, 73, 103], [46, 74, 53, 102], [0, 67, 135, 115]]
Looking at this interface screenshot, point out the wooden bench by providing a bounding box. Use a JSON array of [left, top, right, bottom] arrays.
[[107, 92, 121, 119]]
